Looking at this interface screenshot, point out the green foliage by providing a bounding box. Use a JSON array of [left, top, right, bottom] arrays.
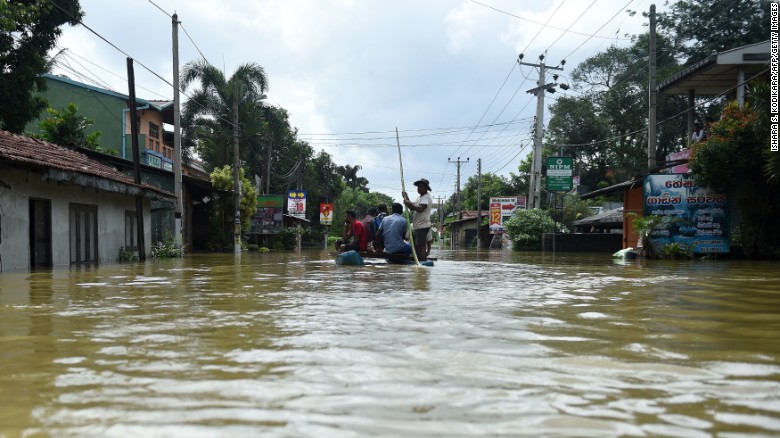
[[459, 173, 518, 211], [505, 209, 565, 250], [330, 187, 394, 237], [36, 103, 114, 154], [337, 164, 369, 192], [655, 0, 770, 65], [272, 228, 297, 250], [208, 165, 258, 249], [117, 246, 139, 263], [559, 196, 596, 230], [151, 240, 183, 259], [0, 0, 83, 133], [658, 242, 693, 260]]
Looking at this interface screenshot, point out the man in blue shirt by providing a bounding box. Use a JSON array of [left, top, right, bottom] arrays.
[[376, 203, 412, 255]]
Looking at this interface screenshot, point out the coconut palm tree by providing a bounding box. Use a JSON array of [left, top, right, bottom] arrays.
[[180, 59, 269, 171]]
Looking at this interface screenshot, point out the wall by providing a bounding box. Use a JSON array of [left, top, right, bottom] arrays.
[[25, 77, 126, 152], [623, 186, 643, 249], [0, 167, 152, 271]]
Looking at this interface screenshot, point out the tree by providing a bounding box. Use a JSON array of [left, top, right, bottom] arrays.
[[505, 209, 565, 250], [36, 103, 113, 154], [655, 0, 770, 65], [180, 59, 269, 171], [0, 0, 82, 133], [459, 173, 516, 211], [208, 165, 257, 250], [689, 83, 779, 257], [337, 164, 369, 192]]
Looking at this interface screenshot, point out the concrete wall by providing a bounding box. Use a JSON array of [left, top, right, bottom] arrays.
[[0, 167, 152, 271]]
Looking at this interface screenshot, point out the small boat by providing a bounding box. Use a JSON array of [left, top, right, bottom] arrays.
[[331, 251, 435, 266]]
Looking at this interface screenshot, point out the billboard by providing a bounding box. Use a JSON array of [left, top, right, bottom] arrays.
[[489, 197, 524, 234], [287, 190, 307, 219], [643, 174, 729, 254], [250, 195, 284, 235], [320, 203, 334, 225]]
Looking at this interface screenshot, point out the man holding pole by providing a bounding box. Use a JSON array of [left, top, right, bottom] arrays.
[[403, 178, 433, 261]]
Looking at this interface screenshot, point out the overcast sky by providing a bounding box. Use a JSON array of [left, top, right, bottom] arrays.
[[52, 0, 661, 203]]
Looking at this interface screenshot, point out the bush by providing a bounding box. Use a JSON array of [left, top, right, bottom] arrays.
[[117, 246, 139, 262], [505, 209, 566, 250], [151, 239, 183, 259]]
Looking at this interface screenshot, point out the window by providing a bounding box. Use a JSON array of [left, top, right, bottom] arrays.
[[148, 138, 155, 151], [148, 122, 159, 139], [29, 198, 52, 267], [125, 210, 137, 250]]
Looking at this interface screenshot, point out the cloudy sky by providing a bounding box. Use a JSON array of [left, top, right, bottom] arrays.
[[52, 0, 661, 203]]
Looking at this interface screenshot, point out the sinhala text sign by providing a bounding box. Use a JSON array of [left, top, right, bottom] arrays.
[[643, 174, 729, 254], [489, 197, 524, 234]]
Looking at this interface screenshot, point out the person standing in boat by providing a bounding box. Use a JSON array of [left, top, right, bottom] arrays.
[[335, 210, 368, 252], [376, 203, 412, 255], [402, 178, 433, 261]]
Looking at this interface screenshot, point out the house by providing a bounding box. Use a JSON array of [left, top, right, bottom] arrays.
[[447, 210, 489, 248], [0, 131, 175, 271], [25, 73, 213, 250]]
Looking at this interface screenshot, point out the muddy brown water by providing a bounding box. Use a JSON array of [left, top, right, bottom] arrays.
[[1, 249, 779, 437]]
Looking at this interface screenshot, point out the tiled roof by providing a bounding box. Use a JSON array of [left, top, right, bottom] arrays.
[[0, 130, 174, 200]]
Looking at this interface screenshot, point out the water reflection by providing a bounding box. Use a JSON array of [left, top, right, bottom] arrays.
[[0, 250, 778, 436]]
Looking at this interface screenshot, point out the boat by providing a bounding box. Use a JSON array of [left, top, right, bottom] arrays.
[[331, 250, 436, 266]]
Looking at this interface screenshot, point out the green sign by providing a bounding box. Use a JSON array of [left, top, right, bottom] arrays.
[[256, 195, 283, 208], [546, 156, 573, 192]]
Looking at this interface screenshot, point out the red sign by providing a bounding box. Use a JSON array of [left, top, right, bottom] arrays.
[[320, 203, 334, 225]]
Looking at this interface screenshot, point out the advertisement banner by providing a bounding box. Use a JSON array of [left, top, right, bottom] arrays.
[[287, 190, 306, 219], [489, 202, 502, 234], [489, 197, 524, 234], [249, 195, 284, 235], [643, 174, 729, 254], [320, 203, 334, 225]]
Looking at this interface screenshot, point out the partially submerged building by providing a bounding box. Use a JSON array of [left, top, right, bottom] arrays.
[[0, 131, 174, 271]]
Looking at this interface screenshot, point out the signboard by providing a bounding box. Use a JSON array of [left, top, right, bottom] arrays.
[[249, 195, 283, 234], [320, 203, 334, 225], [287, 190, 307, 219], [145, 153, 162, 169], [666, 148, 692, 174], [489, 196, 524, 234], [489, 202, 502, 234], [546, 156, 573, 192], [644, 174, 729, 254]]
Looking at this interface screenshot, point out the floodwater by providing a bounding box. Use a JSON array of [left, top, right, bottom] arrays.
[[1, 249, 779, 437]]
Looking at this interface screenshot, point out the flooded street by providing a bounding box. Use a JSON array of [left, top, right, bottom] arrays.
[[1, 249, 779, 437]]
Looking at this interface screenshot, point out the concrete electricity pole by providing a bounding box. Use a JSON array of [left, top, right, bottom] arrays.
[[172, 14, 183, 249], [448, 156, 469, 212], [648, 4, 658, 171], [476, 158, 482, 249], [233, 80, 241, 257], [520, 54, 563, 209]]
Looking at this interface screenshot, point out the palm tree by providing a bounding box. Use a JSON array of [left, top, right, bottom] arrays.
[[180, 59, 269, 171]]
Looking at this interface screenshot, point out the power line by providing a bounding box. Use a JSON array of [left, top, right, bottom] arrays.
[[470, 0, 632, 41]]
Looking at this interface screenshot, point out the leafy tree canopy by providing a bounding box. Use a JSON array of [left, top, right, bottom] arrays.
[[36, 102, 113, 154], [0, 0, 82, 133]]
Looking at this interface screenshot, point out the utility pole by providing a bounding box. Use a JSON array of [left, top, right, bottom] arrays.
[[233, 80, 241, 257], [476, 158, 482, 249], [520, 54, 563, 209], [435, 196, 445, 250], [127, 58, 145, 261], [265, 134, 271, 194], [448, 156, 469, 212], [296, 146, 303, 252], [172, 13, 183, 249], [648, 4, 658, 171]]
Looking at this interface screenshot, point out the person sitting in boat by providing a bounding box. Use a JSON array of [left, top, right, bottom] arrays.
[[371, 204, 388, 251], [402, 178, 433, 261], [362, 207, 378, 251], [335, 210, 368, 253], [376, 203, 412, 255]]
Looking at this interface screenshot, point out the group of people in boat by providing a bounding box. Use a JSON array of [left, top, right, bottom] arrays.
[[335, 178, 433, 261]]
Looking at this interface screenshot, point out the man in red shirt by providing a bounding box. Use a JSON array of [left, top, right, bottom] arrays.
[[335, 210, 368, 252]]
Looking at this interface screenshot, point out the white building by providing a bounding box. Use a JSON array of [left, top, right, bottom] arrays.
[[0, 131, 174, 271]]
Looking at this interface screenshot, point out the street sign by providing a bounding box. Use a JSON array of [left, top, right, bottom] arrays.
[[546, 156, 573, 192]]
